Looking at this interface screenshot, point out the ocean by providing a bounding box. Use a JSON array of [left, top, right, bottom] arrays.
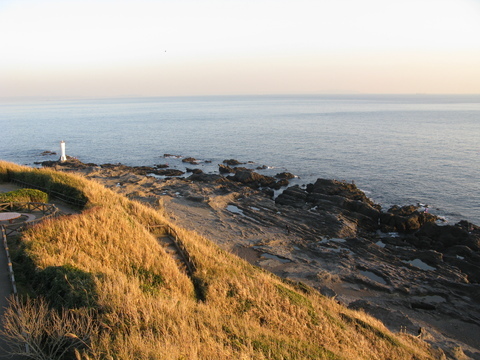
[[1, 94, 479, 225]]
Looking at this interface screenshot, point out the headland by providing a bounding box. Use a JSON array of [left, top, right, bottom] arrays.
[[41, 156, 480, 359]]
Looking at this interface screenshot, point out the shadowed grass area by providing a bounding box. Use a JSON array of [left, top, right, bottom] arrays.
[[0, 160, 439, 360], [33, 265, 99, 309]]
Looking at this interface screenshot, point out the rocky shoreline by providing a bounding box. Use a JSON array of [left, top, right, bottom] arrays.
[[42, 157, 480, 359]]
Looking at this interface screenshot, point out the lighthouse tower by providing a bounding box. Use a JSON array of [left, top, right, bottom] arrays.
[[60, 141, 67, 162]]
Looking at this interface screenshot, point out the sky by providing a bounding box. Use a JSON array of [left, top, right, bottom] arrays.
[[1, 0, 480, 98]]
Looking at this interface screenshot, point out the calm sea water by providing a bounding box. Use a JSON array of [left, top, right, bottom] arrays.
[[1, 94, 479, 225]]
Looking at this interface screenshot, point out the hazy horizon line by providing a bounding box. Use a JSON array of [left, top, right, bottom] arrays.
[[2, 92, 480, 103]]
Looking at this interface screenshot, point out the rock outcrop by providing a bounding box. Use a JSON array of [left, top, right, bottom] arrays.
[[218, 164, 235, 174], [275, 172, 295, 180], [223, 159, 244, 165], [276, 179, 442, 234], [219, 167, 291, 191], [276, 179, 381, 233], [380, 205, 438, 233], [182, 157, 199, 165]]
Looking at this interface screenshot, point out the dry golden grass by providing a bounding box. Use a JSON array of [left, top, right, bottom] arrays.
[[0, 160, 439, 359]]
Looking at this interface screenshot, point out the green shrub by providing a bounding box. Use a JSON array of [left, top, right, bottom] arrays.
[[0, 189, 49, 203]]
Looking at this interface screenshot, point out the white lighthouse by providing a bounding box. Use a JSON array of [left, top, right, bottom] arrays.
[[60, 141, 67, 162]]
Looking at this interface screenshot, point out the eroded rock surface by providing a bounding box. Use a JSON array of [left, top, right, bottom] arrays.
[[49, 159, 480, 359]]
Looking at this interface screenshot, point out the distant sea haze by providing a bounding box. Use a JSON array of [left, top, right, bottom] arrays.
[[1, 94, 479, 225]]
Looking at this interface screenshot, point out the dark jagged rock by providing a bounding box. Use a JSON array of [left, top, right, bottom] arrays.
[[343, 199, 380, 220], [101, 163, 125, 169], [457, 220, 480, 248], [232, 166, 253, 173], [387, 204, 418, 216], [154, 164, 169, 169], [231, 171, 262, 184], [186, 168, 203, 174], [217, 166, 289, 190], [410, 302, 437, 311], [40, 158, 92, 169], [410, 222, 471, 250], [444, 245, 477, 259], [223, 159, 244, 165], [274, 179, 290, 189], [38, 160, 58, 167], [275, 172, 295, 180], [154, 169, 185, 176], [98, 163, 186, 177], [402, 221, 480, 283], [219, 164, 235, 174], [276, 179, 381, 232], [444, 255, 480, 283], [229, 170, 275, 188], [188, 173, 225, 183], [275, 185, 308, 208], [380, 205, 438, 233], [261, 188, 275, 198], [182, 157, 199, 165], [307, 179, 377, 206], [40, 150, 57, 156], [132, 166, 158, 175], [319, 286, 337, 298]]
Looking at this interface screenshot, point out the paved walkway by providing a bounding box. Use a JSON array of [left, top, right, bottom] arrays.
[[0, 182, 78, 358]]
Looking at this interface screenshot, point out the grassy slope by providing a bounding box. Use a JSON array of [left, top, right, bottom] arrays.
[[0, 161, 437, 359]]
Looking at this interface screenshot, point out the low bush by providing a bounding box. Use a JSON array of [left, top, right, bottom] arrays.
[[0, 188, 49, 203]]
